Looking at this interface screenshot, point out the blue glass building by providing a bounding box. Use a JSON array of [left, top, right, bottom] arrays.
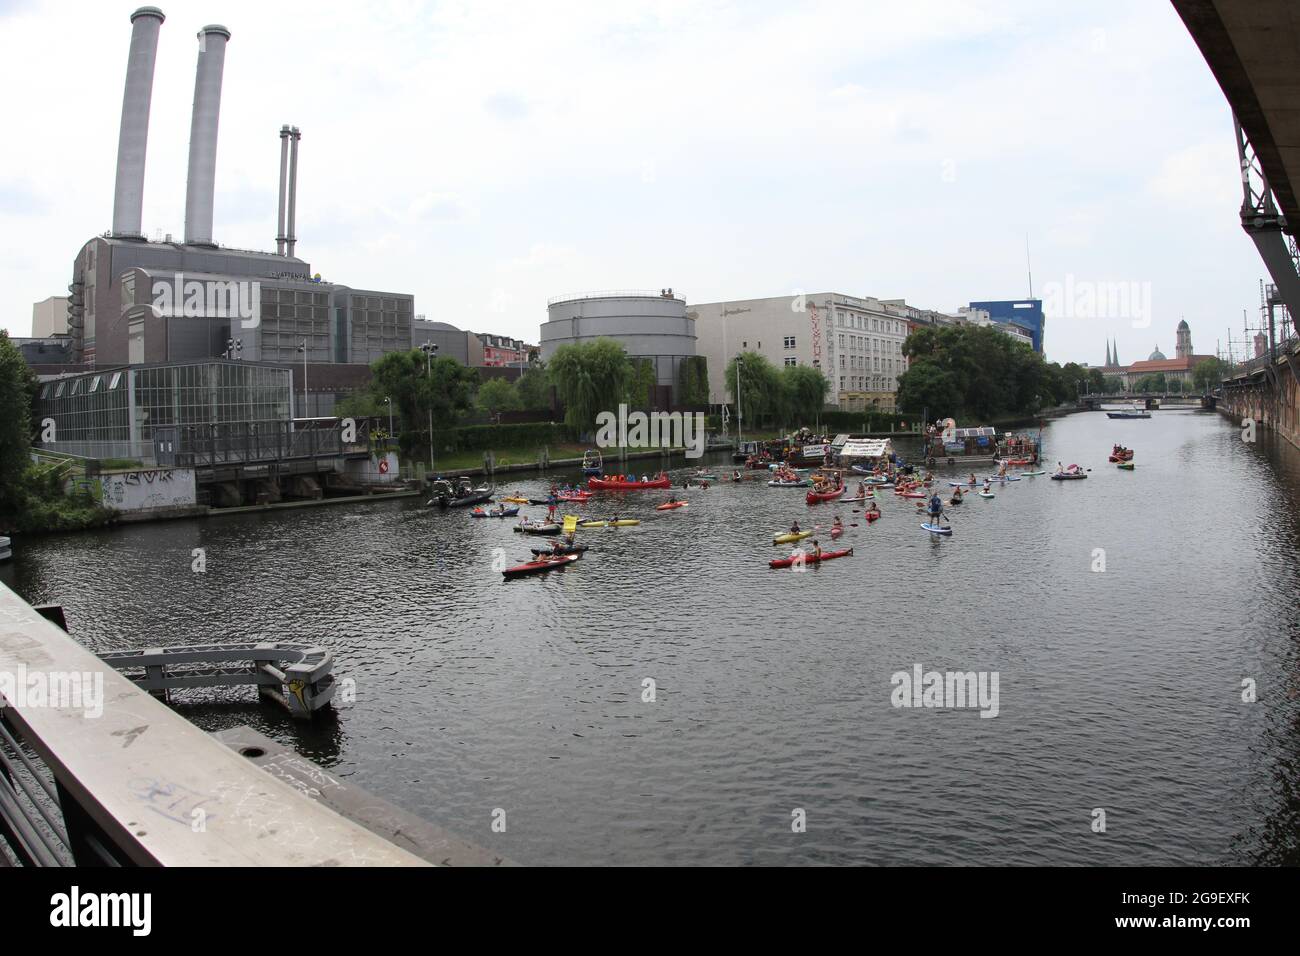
[[968, 299, 1044, 353]]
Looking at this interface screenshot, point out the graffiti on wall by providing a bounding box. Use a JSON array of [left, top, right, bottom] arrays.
[[98, 469, 197, 512]]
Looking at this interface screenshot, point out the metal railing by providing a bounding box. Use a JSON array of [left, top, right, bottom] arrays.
[[547, 289, 685, 305]]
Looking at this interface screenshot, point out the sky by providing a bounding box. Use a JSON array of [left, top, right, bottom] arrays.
[[0, 0, 1272, 365]]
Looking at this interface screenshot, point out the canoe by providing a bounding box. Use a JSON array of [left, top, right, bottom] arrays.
[[513, 523, 562, 535], [1116, 462, 1135, 470], [656, 501, 688, 511], [530, 544, 589, 556], [578, 519, 641, 528], [503, 553, 580, 579], [978, 491, 995, 498], [806, 487, 846, 505], [921, 523, 953, 536], [470, 507, 519, 518], [863, 511, 881, 522], [768, 480, 809, 488], [773, 530, 813, 544], [1050, 473, 1087, 481], [769, 547, 853, 569], [588, 476, 671, 490]]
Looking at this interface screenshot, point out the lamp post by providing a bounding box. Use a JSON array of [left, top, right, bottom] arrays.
[[297, 338, 308, 417], [383, 396, 393, 445], [735, 355, 743, 446], [420, 342, 439, 472]]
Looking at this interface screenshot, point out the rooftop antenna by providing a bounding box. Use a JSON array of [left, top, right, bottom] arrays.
[[1025, 235, 1034, 298]]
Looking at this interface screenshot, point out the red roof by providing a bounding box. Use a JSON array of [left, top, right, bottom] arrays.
[[1123, 355, 1215, 373]]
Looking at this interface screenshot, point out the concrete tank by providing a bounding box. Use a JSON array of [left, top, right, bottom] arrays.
[[541, 291, 696, 403]]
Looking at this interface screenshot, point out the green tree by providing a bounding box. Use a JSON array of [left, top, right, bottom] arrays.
[[516, 365, 553, 411], [369, 349, 478, 458], [0, 332, 36, 520], [626, 357, 657, 407], [895, 359, 961, 418], [1192, 357, 1228, 392], [780, 364, 830, 426], [547, 338, 634, 434], [1133, 372, 1167, 393], [676, 356, 710, 406], [477, 377, 520, 417], [725, 351, 782, 427]]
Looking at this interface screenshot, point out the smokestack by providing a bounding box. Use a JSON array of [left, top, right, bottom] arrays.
[[183, 24, 231, 246], [276, 126, 290, 255], [111, 7, 165, 238], [286, 126, 301, 258]]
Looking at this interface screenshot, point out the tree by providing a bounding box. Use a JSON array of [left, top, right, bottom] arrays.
[[1192, 357, 1228, 393], [0, 332, 36, 521], [725, 351, 782, 427], [676, 356, 710, 406], [1133, 372, 1167, 393], [368, 349, 478, 457], [547, 338, 634, 434], [477, 377, 519, 417], [780, 364, 830, 426], [626, 357, 657, 407], [516, 365, 553, 411], [895, 359, 961, 418]]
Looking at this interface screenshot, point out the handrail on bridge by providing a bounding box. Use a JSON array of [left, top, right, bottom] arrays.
[[0, 581, 426, 866]]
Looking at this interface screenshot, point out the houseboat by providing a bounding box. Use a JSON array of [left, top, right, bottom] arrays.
[[922, 426, 1041, 468]]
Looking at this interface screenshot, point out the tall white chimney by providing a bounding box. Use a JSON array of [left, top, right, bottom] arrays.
[[183, 24, 231, 246], [111, 7, 165, 238], [286, 126, 301, 258], [276, 125, 290, 255]]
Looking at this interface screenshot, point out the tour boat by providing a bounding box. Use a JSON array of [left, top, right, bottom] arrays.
[[1106, 404, 1151, 419]]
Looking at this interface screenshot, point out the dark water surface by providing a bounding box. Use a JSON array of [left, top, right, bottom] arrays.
[[4, 410, 1299, 865]]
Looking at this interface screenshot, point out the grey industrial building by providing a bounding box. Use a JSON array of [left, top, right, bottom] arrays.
[[65, 9, 413, 378], [539, 290, 697, 405]]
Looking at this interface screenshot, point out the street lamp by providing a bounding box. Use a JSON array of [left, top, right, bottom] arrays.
[[420, 342, 439, 471], [296, 338, 309, 418], [383, 396, 393, 445], [735, 355, 743, 446]]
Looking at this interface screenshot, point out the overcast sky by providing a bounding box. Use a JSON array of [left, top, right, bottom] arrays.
[[0, 0, 1270, 365]]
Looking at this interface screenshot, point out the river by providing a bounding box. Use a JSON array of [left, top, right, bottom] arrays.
[[3, 408, 1299, 865]]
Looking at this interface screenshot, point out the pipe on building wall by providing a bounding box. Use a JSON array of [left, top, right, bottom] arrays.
[[183, 25, 231, 245], [286, 127, 301, 258], [111, 7, 165, 238], [276, 125, 290, 255]]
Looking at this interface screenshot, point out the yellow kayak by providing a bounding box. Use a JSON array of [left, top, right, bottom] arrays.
[[500, 496, 530, 504], [578, 519, 641, 528], [772, 529, 813, 544]]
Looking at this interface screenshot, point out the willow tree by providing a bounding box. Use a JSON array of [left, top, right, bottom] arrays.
[[546, 339, 634, 434], [725, 351, 781, 427]]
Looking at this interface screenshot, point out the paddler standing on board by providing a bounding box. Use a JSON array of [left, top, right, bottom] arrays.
[[928, 492, 948, 527]]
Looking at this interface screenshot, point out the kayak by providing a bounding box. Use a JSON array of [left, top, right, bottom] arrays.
[[513, 523, 562, 535], [588, 476, 671, 490], [528, 498, 558, 505], [1050, 472, 1087, 481], [500, 496, 530, 504], [556, 493, 593, 502], [948, 496, 963, 505], [863, 511, 881, 522], [1021, 470, 1046, 477], [577, 519, 641, 528], [897, 492, 927, 499], [921, 523, 952, 536], [841, 494, 871, 502], [806, 487, 846, 504], [978, 491, 995, 498], [769, 480, 809, 488], [773, 529, 813, 544], [830, 526, 844, 539], [502, 553, 580, 579], [1116, 462, 1135, 471], [470, 506, 519, 518], [690, 474, 718, 481], [530, 544, 589, 556], [656, 501, 688, 511], [769, 547, 853, 569]]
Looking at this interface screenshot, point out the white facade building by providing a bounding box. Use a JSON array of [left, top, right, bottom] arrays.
[[31, 296, 69, 337], [690, 292, 915, 412]]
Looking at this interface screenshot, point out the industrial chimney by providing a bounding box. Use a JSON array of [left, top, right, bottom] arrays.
[[276, 125, 290, 255], [111, 7, 165, 238], [285, 126, 301, 258], [183, 24, 231, 246]]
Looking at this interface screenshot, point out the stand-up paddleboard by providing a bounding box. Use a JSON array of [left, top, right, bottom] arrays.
[[921, 523, 952, 536]]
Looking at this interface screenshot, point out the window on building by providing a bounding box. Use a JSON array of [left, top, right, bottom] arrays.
[[784, 336, 796, 349], [784, 357, 797, 367]]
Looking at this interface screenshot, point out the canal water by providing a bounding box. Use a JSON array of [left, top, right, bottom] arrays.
[[4, 409, 1299, 865]]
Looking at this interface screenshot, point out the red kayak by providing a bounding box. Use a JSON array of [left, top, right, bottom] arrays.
[[896, 491, 926, 499], [863, 511, 881, 522], [830, 526, 843, 539], [806, 487, 846, 505], [502, 553, 580, 579], [588, 475, 671, 490], [769, 547, 853, 569], [656, 500, 688, 511]]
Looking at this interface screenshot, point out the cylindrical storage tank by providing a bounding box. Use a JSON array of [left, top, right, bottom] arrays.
[[111, 7, 166, 238], [541, 291, 696, 404], [183, 25, 231, 245]]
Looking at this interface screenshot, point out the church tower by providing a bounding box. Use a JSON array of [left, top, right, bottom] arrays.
[[1176, 319, 1192, 359]]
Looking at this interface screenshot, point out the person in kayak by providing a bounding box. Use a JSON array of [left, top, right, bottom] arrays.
[[832, 516, 844, 534], [811, 539, 822, 560], [867, 500, 880, 516], [969, 472, 978, 486], [951, 486, 964, 504], [857, 480, 868, 498], [790, 520, 801, 534]]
